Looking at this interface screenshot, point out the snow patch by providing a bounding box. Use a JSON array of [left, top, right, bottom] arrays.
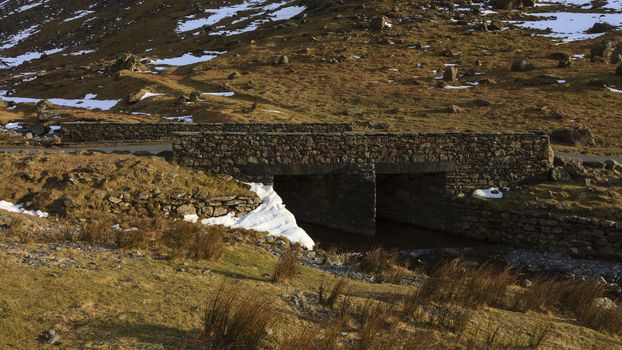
[[0, 200, 48, 218], [472, 187, 504, 199], [201, 183, 315, 250], [0, 91, 119, 110]]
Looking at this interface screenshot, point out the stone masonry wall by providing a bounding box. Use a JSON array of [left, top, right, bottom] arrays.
[[173, 131, 552, 193], [378, 182, 622, 260], [449, 201, 622, 260], [60, 122, 354, 143]]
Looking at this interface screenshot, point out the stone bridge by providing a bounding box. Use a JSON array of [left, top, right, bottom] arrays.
[[173, 130, 553, 236]]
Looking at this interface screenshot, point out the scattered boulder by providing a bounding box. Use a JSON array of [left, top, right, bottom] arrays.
[[484, 19, 506, 31], [127, 89, 148, 104], [38, 330, 60, 345], [586, 22, 616, 34], [447, 105, 466, 113], [189, 91, 202, 102], [113, 53, 145, 71], [36, 99, 54, 121], [228, 71, 241, 80], [493, 0, 536, 9], [176, 95, 190, 105], [0, 98, 7, 109], [590, 40, 618, 63], [52, 135, 62, 145], [550, 127, 595, 146], [370, 16, 391, 30], [511, 57, 535, 72], [555, 53, 573, 68], [275, 55, 289, 65], [443, 66, 458, 81]]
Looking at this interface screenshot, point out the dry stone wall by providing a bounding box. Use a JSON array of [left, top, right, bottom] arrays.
[[60, 122, 354, 143], [451, 202, 622, 260]]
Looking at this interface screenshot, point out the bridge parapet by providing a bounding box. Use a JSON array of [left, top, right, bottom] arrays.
[[173, 131, 552, 192]]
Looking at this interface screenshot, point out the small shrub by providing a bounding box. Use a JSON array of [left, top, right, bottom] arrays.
[[200, 285, 274, 350], [272, 246, 300, 282]]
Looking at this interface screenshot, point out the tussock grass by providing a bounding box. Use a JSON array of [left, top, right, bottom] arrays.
[[272, 245, 300, 283], [417, 258, 515, 308], [358, 247, 398, 275], [319, 278, 350, 309], [277, 324, 342, 350], [200, 285, 274, 350]]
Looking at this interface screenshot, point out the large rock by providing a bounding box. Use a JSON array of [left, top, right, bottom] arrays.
[[511, 57, 535, 72], [114, 53, 145, 71], [370, 16, 391, 30], [590, 40, 618, 63], [550, 127, 595, 146], [127, 89, 148, 104], [586, 22, 616, 34], [494, 0, 536, 9], [443, 66, 458, 81]]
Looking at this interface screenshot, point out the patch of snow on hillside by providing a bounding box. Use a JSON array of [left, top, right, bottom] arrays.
[[511, 12, 622, 42], [149, 51, 225, 66], [0, 91, 119, 110], [0, 48, 64, 69], [63, 10, 94, 22], [0, 200, 48, 218], [163, 116, 193, 123], [0, 25, 39, 51], [176, 0, 305, 36], [202, 183, 315, 250]]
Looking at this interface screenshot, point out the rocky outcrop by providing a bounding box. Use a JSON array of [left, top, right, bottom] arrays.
[[550, 127, 595, 146]]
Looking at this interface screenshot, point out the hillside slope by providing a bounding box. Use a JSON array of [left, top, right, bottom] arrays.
[[1, 0, 621, 154]]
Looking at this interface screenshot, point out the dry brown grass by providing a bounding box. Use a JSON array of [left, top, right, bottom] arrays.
[[276, 324, 342, 350], [319, 278, 350, 310], [417, 258, 515, 308], [200, 285, 274, 350], [79, 219, 114, 245], [358, 247, 398, 275], [162, 222, 226, 260], [513, 277, 604, 314], [272, 245, 300, 283], [577, 300, 622, 335]]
